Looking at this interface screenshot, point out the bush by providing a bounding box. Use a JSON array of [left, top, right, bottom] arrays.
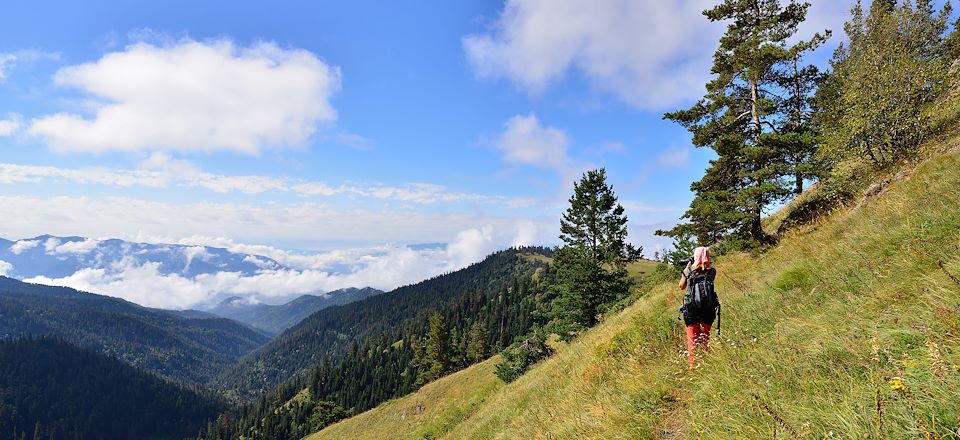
[[494, 329, 553, 383]]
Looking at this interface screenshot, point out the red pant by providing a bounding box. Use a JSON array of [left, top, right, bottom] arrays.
[[685, 323, 711, 366]]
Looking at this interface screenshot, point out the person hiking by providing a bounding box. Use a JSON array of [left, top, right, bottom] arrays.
[[678, 246, 719, 368]]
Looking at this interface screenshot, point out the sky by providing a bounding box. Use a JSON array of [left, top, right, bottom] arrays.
[[0, 1, 864, 307]]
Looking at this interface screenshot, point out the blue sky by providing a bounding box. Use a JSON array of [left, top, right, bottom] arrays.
[[0, 1, 859, 275]]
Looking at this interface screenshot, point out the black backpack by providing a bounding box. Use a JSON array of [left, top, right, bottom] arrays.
[[682, 270, 721, 333]]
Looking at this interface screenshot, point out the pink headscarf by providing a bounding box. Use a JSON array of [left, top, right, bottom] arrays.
[[693, 246, 711, 269]]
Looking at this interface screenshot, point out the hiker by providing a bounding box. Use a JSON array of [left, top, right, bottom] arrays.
[[678, 246, 719, 368]]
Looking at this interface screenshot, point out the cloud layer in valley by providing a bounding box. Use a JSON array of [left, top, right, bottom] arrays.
[[17, 224, 542, 309]]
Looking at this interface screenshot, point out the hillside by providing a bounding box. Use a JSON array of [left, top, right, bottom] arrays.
[[0, 277, 270, 383], [214, 247, 553, 402], [208, 287, 383, 335], [309, 147, 960, 438], [0, 338, 223, 440]]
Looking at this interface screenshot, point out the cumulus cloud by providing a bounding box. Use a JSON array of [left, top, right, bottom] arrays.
[[182, 245, 210, 273], [495, 114, 571, 171], [464, 0, 720, 109], [29, 39, 341, 154], [0, 260, 12, 276], [0, 114, 22, 136], [10, 239, 39, 254], [51, 238, 100, 254], [464, 0, 850, 109], [43, 237, 60, 253], [445, 226, 496, 271]]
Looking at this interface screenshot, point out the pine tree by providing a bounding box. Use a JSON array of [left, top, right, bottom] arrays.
[[549, 169, 640, 339], [662, 0, 828, 246], [775, 48, 826, 195], [418, 313, 451, 385], [465, 321, 490, 363]]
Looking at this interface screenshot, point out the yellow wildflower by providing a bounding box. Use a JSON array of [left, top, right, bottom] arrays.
[[888, 377, 908, 394]]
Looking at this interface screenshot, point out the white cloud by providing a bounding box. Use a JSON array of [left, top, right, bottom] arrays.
[[0, 260, 12, 276], [445, 226, 496, 271], [10, 239, 39, 254], [494, 113, 575, 174], [43, 237, 60, 253], [182, 245, 210, 272], [20, 225, 547, 309], [0, 195, 557, 254], [0, 157, 524, 205], [242, 255, 277, 269], [655, 146, 691, 169], [464, 0, 720, 109], [0, 114, 22, 136], [28, 39, 341, 154], [0, 54, 16, 81], [52, 238, 100, 254], [599, 141, 626, 153], [26, 260, 209, 309]]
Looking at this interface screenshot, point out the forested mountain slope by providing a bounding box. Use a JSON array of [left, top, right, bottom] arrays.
[[0, 338, 223, 440], [0, 277, 270, 383], [309, 147, 960, 438], [214, 248, 553, 401], [208, 287, 383, 335]]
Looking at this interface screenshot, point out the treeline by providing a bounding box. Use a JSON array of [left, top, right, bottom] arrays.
[[659, 0, 960, 251], [200, 248, 556, 439], [0, 337, 223, 440]]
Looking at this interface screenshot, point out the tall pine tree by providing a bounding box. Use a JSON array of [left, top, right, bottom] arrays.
[[662, 0, 828, 246], [417, 312, 451, 385], [549, 169, 639, 340]]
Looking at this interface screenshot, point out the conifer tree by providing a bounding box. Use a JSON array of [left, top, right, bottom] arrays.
[[418, 312, 451, 384], [465, 321, 490, 363], [662, 0, 828, 246], [549, 169, 639, 339]]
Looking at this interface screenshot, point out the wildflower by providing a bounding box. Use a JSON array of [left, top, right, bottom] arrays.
[[888, 377, 908, 394], [952, 364, 960, 372]]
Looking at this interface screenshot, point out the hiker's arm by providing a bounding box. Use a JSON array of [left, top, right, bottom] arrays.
[[678, 264, 690, 290]]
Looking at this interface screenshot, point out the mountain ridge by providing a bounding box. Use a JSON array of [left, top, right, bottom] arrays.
[[0, 276, 270, 383], [207, 287, 384, 335]]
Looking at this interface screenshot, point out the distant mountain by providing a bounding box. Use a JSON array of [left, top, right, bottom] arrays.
[[0, 276, 270, 384], [209, 287, 384, 335], [0, 234, 279, 280], [0, 338, 224, 440]]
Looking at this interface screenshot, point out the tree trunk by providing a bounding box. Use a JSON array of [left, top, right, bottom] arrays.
[[750, 80, 761, 135], [795, 171, 803, 195]]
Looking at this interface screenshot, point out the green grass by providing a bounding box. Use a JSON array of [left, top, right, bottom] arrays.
[[307, 148, 960, 439]]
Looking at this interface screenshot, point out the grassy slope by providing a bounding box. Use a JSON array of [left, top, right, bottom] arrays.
[[310, 356, 504, 440], [309, 147, 960, 439]]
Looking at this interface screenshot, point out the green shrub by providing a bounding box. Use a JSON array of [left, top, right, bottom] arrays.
[[494, 329, 553, 383]]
